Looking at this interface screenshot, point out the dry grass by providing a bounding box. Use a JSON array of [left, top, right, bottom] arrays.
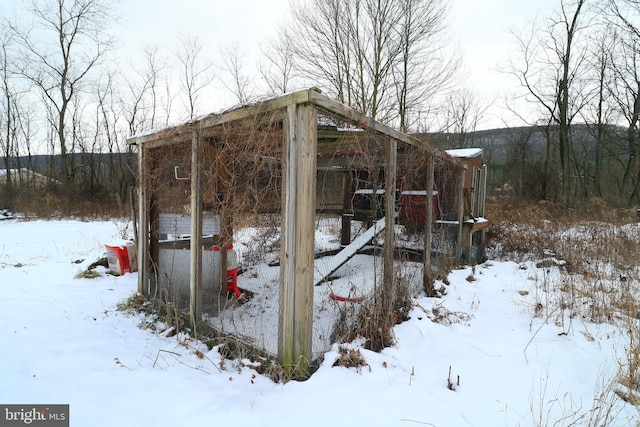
[[5, 186, 131, 220], [428, 302, 472, 326], [328, 261, 416, 352], [487, 197, 640, 324], [488, 195, 640, 422], [116, 292, 304, 382], [332, 346, 369, 371], [528, 367, 624, 427]]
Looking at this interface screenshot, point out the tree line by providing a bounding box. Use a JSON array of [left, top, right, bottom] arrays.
[[1, 0, 640, 214], [499, 0, 640, 206]]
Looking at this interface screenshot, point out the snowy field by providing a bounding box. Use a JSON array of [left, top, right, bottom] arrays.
[[0, 218, 638, 426]]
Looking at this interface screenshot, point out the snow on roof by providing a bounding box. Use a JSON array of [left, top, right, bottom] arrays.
[[446, 148, 483, 158]]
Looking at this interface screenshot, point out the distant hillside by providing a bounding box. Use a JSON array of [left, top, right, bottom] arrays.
[[417, 124, 628, 166], [0, 153, 136, 176], [1, 125, 629, 193]]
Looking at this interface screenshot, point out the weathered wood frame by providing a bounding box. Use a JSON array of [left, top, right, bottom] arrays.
[[128, 87, 462, 375], [278, 102, 317, 375]]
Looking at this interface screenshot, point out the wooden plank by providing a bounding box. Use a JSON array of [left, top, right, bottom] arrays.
[[383, 137, 397, 309], [149, 188, 159, 298], [127, 89, 317, 148], [423, 155, 436, 295], [310, 94, 465, 175], [309, 91, 419, 148], [314, 215, 390, 285], [278, 102, 317, 377], [218, 149, 232, 302], [456, 167, 465, 260], [198, 90, 311, 130], [479, 164, 487, 218], [189, 131, 203, 325], [137, 143, 148, 295], [340, 172, 352, 247]]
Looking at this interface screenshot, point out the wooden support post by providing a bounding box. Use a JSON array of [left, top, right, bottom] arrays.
[[423, 155, 436, 296], [130, 186, 138, 253], [149, 188, 159, 298], [478, 164, 488, 261], [383, 137, 397, 312], [340, 172, 352, 247], [189, 131, 203, 326], [217, 151, 231, 300], [219, 211, 232, 298], [456, 166, 466, 260], [479, 164, 487, 218], [340, 214, 353, 247], [137, 143, 149, 296], [279, 102, 317, 378]]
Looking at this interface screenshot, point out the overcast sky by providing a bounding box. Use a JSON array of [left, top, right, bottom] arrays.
[[450, 0, 560, 128], [116, 0, 290, 58], [115, 0, 562, 129]]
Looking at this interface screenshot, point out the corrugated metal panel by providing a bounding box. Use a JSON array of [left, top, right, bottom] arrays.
[[158, 213, 220, 236]]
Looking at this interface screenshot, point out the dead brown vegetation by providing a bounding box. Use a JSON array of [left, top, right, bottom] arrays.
[[487, 194, 640, 412]]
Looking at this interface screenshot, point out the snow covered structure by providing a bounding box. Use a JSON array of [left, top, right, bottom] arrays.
[[445, 148, 489, 263], [127, 87, 485, 376]]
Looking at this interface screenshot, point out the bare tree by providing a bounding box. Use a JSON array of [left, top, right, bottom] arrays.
[[578, 26, 619, 200], [443, 88, 489, 148], [220, 42, 254, 106], [356, 0, 404, 121], [608, 0, 640, 39], [13, 101, 37, 190], [503, 127, 544, 198], [0, 25, 18, 200], [122, 45, 166, 135], [95, 69, 135, 206], [95, 71, 117, 188], [507, 0, 592, 204], [557, 0, 592, 202], [606, 0, 640, 204], [142, 45, 164, 131], [283, 0, 456, 126], [174, 34, 214, 121], [394, 0, 459, 132], [258, 30, 297, 97], [9, 0, 114, 190], [286, 0, 352, 106]]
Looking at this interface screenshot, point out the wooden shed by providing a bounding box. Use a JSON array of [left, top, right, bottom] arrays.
[[127, 88, 475, 377]]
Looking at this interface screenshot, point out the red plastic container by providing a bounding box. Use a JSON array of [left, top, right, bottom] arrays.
[[210, 244, 241, 297], [105, 242, 137, 275]]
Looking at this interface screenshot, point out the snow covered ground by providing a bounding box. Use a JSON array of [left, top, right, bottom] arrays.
[[0, 218, 637, 426]]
